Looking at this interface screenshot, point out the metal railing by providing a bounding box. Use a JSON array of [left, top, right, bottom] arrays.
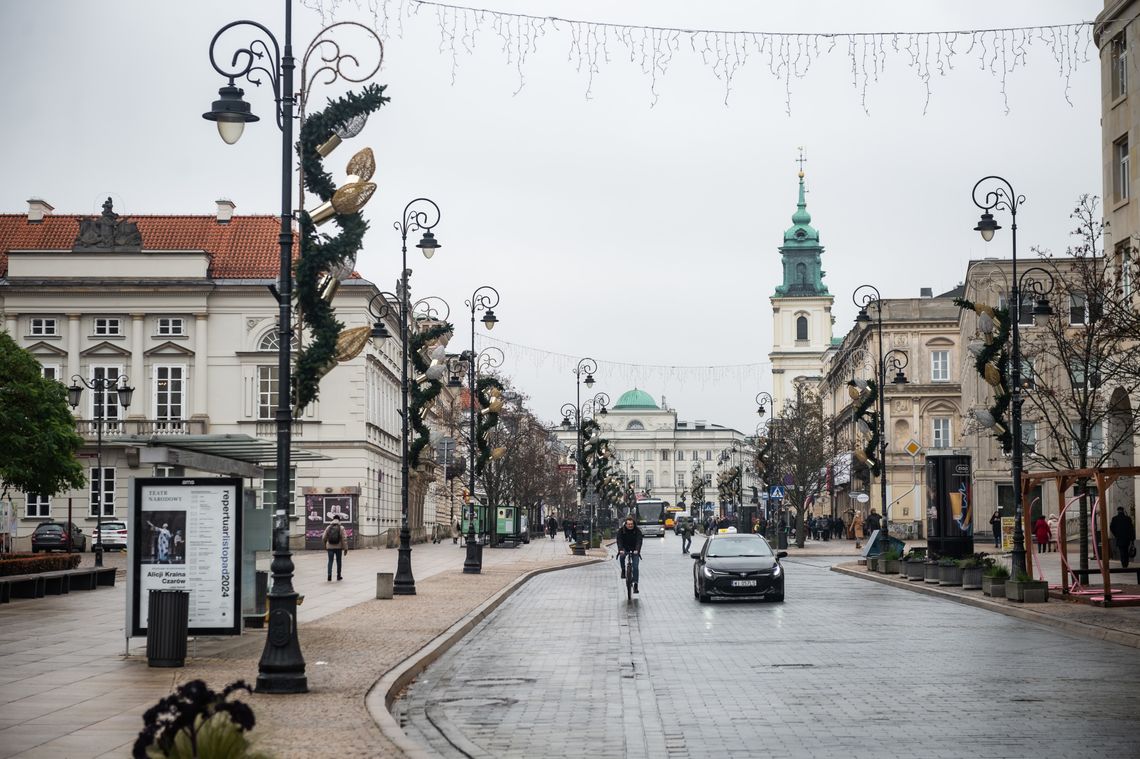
[[75, 419, 208, 437]]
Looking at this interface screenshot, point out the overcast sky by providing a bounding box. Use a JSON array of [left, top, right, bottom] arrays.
[[0, 0, 1103, 434]]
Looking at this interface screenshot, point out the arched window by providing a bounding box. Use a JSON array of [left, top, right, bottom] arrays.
[[796, 315, 808, 341], [796, 262, 808, 285], [258, 331, 298, 351], [626, 420, 645, 430], [645, 471, 655, 489]]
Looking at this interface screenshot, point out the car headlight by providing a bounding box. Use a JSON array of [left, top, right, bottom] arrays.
[[702, 566, 717, 579], [772, 563, 783, 578]]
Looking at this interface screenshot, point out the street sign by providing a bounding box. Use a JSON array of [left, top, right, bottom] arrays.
[[904, 439, 922, 457], [768, 485, 786, 499], [557, 464, 576, 473]]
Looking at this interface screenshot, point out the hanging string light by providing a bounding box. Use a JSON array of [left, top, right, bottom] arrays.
[[305, 0, 1093, 114]]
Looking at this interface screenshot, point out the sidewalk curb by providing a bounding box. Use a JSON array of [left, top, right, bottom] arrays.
[[831, 563, 1140, 650], [365, 557, 605, 758]]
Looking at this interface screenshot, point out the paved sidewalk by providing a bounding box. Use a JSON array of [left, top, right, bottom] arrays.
[[0, 536, 596, 758]]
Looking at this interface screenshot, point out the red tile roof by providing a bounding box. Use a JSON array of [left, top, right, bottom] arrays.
[[0, 213, 290, 279]]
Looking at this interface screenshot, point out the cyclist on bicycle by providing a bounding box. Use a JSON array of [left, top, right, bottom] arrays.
[[616, 515, 644, 593]]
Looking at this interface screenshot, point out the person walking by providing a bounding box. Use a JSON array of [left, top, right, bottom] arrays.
[[989, 510, 1002, 548], [451, 517, 461, 545], [1110, 507, 1136, 569], [680, 518, 695, 554], [546, 515, 559, 540], [865, 509, 882, 535], [1033, 515, 1051, 554], [1047, 513, 1059, 552], [323, 515, 348, 581]]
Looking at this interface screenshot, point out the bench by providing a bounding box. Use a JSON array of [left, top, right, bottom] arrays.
[[6, 574, 46, 599], [0, 567, 118, 600], [0, 579, 10, 603], [1070, 567, 1140, 584]]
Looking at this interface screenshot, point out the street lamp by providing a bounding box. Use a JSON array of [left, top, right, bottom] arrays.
[[464, 286, 502, 574], [561, 384, 609, 540], [202, 2, 382, 695], [853, 285, 910, 556], [971, 176, 1053, 579], [67, 375, 133, 568], [755, 391, 779, 540]]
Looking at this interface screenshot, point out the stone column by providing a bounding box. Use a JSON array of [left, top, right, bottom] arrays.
[[193, 314, 208, 426], [130, 314, 145, 417], [67, 314, 81, 382]]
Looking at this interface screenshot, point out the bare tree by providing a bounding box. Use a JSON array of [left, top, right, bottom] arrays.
[[773, 386, 834, 548]]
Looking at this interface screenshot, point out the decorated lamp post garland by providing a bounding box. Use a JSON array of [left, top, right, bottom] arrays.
[[474, 376, 505, 476], [408, 322, 454, 467], [294, 84, 388, 412], [847, 378, 882, 476], [954, 297, 1014, 452]]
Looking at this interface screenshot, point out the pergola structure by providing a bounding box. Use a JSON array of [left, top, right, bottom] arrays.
[[1022, 465, 1140, 606]]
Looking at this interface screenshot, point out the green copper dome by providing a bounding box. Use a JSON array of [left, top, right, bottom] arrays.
[[613, 388, 659, 410], [783, 171, 819, 246], [774, 168, 829, 298]]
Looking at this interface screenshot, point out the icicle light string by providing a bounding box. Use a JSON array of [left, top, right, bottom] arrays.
[[473, 334, 770, 392], [304, 0, 1092, 114]]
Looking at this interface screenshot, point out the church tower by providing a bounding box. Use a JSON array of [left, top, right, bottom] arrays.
[[768, 167, 834, 410]]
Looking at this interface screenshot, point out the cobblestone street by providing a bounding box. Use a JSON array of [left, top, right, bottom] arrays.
[[399, 533, 1140, 759]]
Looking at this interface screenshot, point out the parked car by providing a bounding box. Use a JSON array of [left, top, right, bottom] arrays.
[[91, 520, 128, 551], [31, 521, 87, 553], [692, 533, 786, 603]]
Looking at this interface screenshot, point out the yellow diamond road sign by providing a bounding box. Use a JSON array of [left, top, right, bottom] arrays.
[[904, 439, 922, 457]]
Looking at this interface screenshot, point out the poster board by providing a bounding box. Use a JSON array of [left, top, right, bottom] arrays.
[[303, 487, 359, 549], [129, 478, 242, 637]]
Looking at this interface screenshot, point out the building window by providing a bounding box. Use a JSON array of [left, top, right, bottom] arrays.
[[660, 450, 669, 461], [93, 317, 121, 336], [932, 418, 951, 449], [157, 317, 185, 336], [1069, 293, 1087, 325], [691, 450, 699, 461], [90, 467, 115, 517], [1022, 422, 1037, 455], [30, 317, 57, 336], [676, 450, 684, 461], [631, 472, 640, 488], [39, 364, 60, 382], [25, 493, 50, 518], [997, 294, 1034, 326], [154, 365, 185, 432], [626, 420, 645, 430], [931, 350, 949, 382], [796, 315, 808, 341], [631, 450, 640, 461], [703, 473, 712, 485], [257, 366, 279, 420], [1114, 134, 1130, 203], [262, 466, 297, 513], [90, 366, 124, 432], [997, 483, 1044, 520], [676, 472, 685, 487], [1070, 421, 1105, 457], [1020, 357, 1036, 391], [705, 450, 712, 461], [645, 471, 655, 489], [1120, 243, 1133, 299], [1112, 33, 1128, 100]]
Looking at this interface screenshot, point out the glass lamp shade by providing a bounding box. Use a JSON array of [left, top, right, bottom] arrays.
[[482, 309, 498, 330], [116, 383, 135, 409], [416, 230, 441, 259], [202, 85, 258, 145], [67, 383, 83, 409], [561, 417, 572, 430], [216, 120, 246, 145], [974, 212, 1000, 242], [584, 373, 596, 389]]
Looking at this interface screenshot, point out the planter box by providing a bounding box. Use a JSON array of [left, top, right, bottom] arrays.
[[961, 566, 984, 590], [924, 562, 941, 584], [1005, 579, 1049, 603], [867, 557, 879, 572], [982, 575, 1006, 597], [905, 561, 925, 581], [881, 559, 900, 575], [939, 564, 963, 586]]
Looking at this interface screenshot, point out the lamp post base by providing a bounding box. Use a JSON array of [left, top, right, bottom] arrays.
[[94, 545, 104, 568], [393, 525, 416, 595], [255, 593, 308, 694], [463, 536, 483, 574]]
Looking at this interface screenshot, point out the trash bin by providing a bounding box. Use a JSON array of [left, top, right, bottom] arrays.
[[376, 572, 394, 599], [147, 589, 189, 668]]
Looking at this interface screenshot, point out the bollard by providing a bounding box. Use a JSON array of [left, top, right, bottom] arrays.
[[376, 572, 394, 599]]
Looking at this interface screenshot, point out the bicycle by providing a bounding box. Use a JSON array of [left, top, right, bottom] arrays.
[[619, 550, 640, 601]]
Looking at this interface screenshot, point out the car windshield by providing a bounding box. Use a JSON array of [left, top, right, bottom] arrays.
[[100, 523, 126, 530], [706, 537, 773, 558], [38, 525, 63, 533]]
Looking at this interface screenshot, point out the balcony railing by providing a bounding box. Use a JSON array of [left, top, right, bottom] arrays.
[[75, 419, 208, 437]]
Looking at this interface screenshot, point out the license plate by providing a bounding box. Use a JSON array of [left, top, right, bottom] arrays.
[[731, 579, 757, 587]]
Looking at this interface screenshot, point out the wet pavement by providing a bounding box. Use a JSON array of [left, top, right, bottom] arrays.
[[397, 532, 1140, 759]]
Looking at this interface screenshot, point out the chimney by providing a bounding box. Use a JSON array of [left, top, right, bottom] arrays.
[[920, 287, 933, 298], [27, 198, 54, 223], [215, 198, 236, 224]]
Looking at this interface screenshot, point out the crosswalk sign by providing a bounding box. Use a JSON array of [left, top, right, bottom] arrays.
[[769, 485, 786, 499]]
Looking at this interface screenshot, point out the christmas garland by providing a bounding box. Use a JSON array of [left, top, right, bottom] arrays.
[[717, 466, 741, 504], [474, 376, 504, 475], [294, 84, 389, 412], [848, 378, 882, 477], [409, 322, 453, 467], [954, 297, 1013, 452], [577, 418, 602, 491]]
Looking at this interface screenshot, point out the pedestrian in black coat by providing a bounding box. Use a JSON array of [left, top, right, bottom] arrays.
[[1110, 507, 1136, 569]]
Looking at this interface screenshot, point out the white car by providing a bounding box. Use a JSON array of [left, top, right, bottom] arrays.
[[91, 520, 128, 551]]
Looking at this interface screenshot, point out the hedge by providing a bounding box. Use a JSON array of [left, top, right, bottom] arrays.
[[0, 553, 83, 576]]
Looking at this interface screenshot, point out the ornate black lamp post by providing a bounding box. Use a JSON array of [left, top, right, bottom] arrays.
[[853, 285, 910, 555], [755, 391, 778, 538], [560, 386, 609, 537], [971, 176, 1054, 579], [463, 286, 501, 573], [202, 2, 381, 695], [67, 375, 133, 568]]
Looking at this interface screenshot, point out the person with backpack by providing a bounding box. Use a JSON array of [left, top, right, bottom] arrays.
[[323, 515, 348, 581]]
